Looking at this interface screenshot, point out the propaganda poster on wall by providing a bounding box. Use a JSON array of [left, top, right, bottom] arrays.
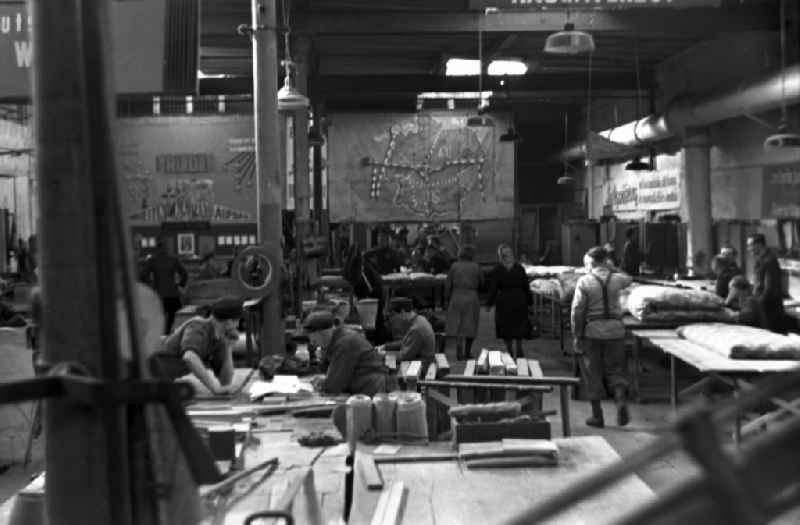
[[327, 112, 515, 222], [117, 115, 257, 225]]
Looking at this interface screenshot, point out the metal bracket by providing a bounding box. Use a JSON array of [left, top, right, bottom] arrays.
[[0, 373, 224, 485]]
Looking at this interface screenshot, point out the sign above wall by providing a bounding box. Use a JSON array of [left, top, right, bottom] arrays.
[[605, 152, 682, 213], [637, 167, 681, 210], [763, 162, 800, 218], [0, 0, 170, 98], [469, 0, 721, 9]]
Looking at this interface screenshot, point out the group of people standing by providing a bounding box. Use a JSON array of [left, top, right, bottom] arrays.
[[711, 233, 787, 333]]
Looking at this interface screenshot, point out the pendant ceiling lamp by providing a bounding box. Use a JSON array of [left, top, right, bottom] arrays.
[[558, 111, 575, 185], [625, 157, 652, 171], [544, 10, 595, 56], [625, 38, 653, 172], [764, 0, 800, 151], [277, 0, 309, 112], [467, 11, 494, 128], [499, 127, 522, 142]]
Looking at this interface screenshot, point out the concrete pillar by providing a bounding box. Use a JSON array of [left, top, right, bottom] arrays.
[[681, 127, 713, 274]]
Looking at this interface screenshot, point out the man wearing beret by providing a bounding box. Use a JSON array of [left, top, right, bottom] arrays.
[[304, 310, 395, 396], [150, 296, 243, 395], [379, 297, 435, 372]]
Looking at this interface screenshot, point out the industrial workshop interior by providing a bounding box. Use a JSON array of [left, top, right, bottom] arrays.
[[2, 0, 800, 523]]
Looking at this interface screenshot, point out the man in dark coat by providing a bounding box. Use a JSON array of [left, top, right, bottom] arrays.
[[140, 238, 188, 333], [305, 310, 395, 396], [747, 234, 785, 333], [379, 297, 436, 373], [621, 227, 642, 276]]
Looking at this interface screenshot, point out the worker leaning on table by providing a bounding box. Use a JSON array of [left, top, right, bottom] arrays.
[[150, 296, 242, 395], [570, 246, 633, 428], [305, 310, 397, 396]]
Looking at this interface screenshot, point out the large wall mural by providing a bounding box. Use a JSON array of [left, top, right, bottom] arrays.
[[117, 116, 257, 225], [328, 112, 514, 222]]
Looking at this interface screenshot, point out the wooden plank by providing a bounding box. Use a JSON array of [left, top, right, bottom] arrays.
[[370, 481, 406, 525], [501, 352, 518, 375], [444, 375, 579, 386], [361, 455, 384, 491], [434, 353, 450, 377], [527, 360, 544, 379], [385, 352, 397, 371], [516, 358, 530, 377], [476, 349, 489, 373], [405, 361, 422, 379], [463, 359, 476, 376], [424, 363, 438, 381], [488, 351, 504, 375]]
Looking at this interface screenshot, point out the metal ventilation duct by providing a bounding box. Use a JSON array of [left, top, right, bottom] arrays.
[[563, 64, 800, 159]]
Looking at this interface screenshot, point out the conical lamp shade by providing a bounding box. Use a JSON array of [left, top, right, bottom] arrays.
[[277, 77, 310, 112], [499, 127, 522, 142], [557, 174, 575, 185], [467, 115, 494, 127], [544, 23, 595, 55], [764, 123, 800, 150], [625, 157, 652, 171]]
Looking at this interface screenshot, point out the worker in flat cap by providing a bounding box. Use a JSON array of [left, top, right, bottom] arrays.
[[304, 310, 396, 396], [378, 297, 436, 372], [149, 296, 243, 395]]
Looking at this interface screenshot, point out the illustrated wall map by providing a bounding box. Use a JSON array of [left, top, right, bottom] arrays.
[[328, 112, 514, 222]]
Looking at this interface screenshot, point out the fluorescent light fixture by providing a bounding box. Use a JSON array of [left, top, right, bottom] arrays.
[[417, 91, 494, 100], [488, 59, 527, 76], [446, 58, 480, 76], [197, 70, 232, 79]]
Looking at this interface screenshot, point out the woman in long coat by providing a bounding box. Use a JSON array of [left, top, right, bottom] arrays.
[[486, 244, 532, 358], [445, 245, 483, 360]]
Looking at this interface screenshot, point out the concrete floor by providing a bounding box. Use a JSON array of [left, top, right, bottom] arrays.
[[3, 308, 796, 522]]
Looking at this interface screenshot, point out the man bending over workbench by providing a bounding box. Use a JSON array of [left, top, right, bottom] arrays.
[[377, 297, 435, 373], [304, 310, 397, 396], [150, 296, 242, 395]]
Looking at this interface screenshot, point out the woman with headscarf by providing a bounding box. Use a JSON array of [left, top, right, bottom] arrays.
[[486, 244, 532, 358], [445, 244, 483, 360]]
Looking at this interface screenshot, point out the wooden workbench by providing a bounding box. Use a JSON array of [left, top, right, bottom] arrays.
[[630, 329, 800, 411], [350, 436, 654, 525]]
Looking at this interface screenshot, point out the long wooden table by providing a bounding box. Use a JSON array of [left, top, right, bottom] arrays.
[[631, 329, 800, 410], [350, 436, 654, 525]]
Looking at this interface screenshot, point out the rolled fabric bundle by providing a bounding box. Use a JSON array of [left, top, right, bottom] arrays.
[[395, 392, 428, 443], [372, 393, 397, 439], [345, 394, 374, 442]]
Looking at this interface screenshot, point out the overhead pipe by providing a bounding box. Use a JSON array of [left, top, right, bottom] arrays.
[[563, 63, 800, 159]]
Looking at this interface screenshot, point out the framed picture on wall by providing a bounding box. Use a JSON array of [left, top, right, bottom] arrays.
[[177, 233, 195, 256]]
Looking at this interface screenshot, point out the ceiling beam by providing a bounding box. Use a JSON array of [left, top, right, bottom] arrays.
[[197, 7, 777, 36]]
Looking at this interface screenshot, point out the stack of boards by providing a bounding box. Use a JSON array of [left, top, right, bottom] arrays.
[[458, 439, 559, 469]]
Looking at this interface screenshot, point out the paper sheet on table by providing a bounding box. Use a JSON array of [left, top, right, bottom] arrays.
[[248, 375, 314, 400]]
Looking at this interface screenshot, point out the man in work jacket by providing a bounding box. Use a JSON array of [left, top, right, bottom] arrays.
[[571, 246, 633, 428], [379, 297, 436, 374]]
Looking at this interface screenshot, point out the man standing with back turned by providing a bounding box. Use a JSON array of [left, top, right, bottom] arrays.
[[571, 246, 633, 428]]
